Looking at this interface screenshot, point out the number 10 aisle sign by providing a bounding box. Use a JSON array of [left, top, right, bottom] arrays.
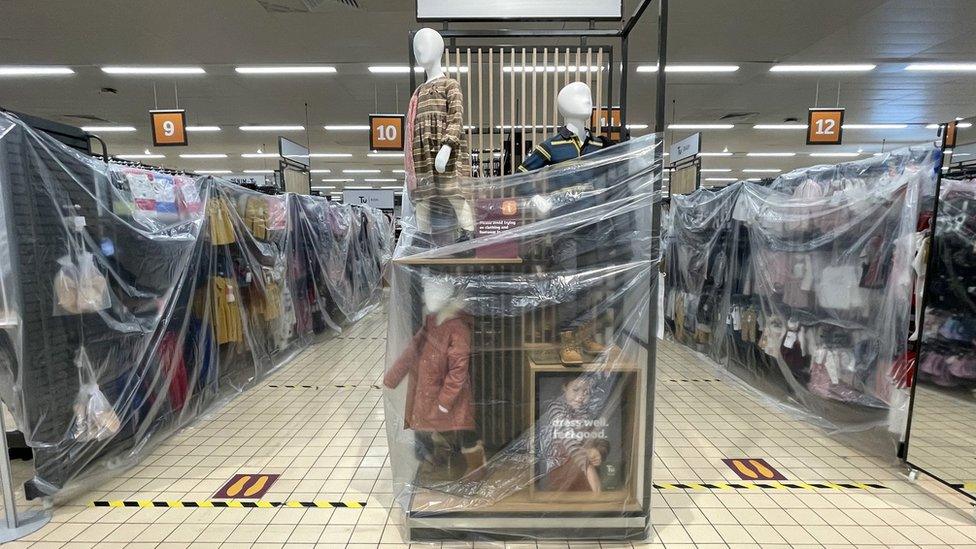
[[369, 114, 405, 151]]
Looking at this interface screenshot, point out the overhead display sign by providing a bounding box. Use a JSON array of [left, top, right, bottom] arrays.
[[369, 114, 406, 152], [417, 0, 622, 21], [150, 109, 187, 147], [669, 133, 701, 163], [225, 174, 268, 187], [343, 189, 395, 210], [807, 108, 845, 145], [278, 137, 310, 168]]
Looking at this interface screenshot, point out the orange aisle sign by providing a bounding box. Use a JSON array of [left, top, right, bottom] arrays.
[[369, 114, 405, 151], [944, 121, 958, 148], [150, 109, 188, 146], [807, 108, 845, 145], [722, 458, 787, 480], [213, 473, 279, 499]]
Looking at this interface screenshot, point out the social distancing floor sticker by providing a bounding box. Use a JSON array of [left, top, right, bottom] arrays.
[[723, 458, 787, 480], [214, 474, 279, 499]]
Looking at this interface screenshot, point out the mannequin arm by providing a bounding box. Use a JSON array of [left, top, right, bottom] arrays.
[[434, 144, 453, 173], [437, 323, 471, 410], [384, 331, 421, 388], [436, 79, 465, 174]]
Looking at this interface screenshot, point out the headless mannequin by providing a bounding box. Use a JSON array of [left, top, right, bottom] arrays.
[[411, 28, 475, 236]]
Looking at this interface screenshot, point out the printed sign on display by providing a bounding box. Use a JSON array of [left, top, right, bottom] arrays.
[[807, 108, 845, 145], [343, 189, 395, 210], [225, 174, 268, 187], [150, 109, 188, 147], [669, 133, 701, 163], [369, 114, 406, 152], [475, 198, 521, 258]]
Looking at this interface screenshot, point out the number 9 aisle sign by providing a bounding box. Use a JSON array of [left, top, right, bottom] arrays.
[[150, 109, 188, 146], [369, 114, 405, 151], [807, 108, 844, 145]]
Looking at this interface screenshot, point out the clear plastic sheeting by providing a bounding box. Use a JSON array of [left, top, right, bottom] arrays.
[[0, 112, 392, 499], [663, 147, 941, 453], [384, 134, 661, 541]]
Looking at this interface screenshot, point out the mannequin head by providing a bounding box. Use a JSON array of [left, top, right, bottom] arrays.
[[423, 277, 455, 314], [414, 28, 445, 78], [557, 82, 593, 140]]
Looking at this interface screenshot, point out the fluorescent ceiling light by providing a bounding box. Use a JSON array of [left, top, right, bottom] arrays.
[[101, 66, 205, 75], [705, 177, 737, 182], [746, 178, 763, 182], [365, 178, 397, 182], [243, 169, 274, 173], [699, 152, 733, 157], [743, 168, 782, 173], [503, 65, 602, 73], [809, 152, 860, 157], [80, 125, 136, 132], [927, 122, 973, 129], [312, 186, 337, 190], [346, 186, 374, 190], [240, 153, 279, 158], [186, 126, 221, 132], [179, 153, 227, 159], [117, 154, 165, 160], [747, 152, 796, 157], [391, 169, 406, 174], [906, 63, 976, 72], [668, 124, 734, 129], [368, 66, 422, 73], [0, 66, 74, 76], [322, 178, 354, 182], [843, 123, 908, 129], [769, 64, 875, 72], [636, 65, 739, 73], [310, 169, 332, 174], [381, 186, 402, 189], [343, 169, 381, 173], [197, 169, 232, 174], [626, 124, 649, 130], [700, 168, 732, 172], [235, 66, 336, 74], [324, 125, 370, 131], [309, 152, 353, 158], [367, 152, 405, 158], [753, 124, 807, 130], [239, 125, 304, 131]]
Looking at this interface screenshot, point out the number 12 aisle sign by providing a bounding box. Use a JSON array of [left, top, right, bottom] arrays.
[[369, 114, 405, 151], [807, 108, 845, 145]]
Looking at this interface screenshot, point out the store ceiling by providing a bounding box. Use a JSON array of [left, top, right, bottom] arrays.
[[1, 0, 975, 186]]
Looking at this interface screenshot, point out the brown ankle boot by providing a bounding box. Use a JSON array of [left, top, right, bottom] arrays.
[[461, 442, 487, 481], [580, 322, 608, 354], [559, 331, 584, 364]]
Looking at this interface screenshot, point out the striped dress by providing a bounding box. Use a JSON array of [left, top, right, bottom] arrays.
[[407, 76, 470, 200]]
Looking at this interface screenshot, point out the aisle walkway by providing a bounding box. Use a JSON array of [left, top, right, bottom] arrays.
[[7, 308, 976, 548]]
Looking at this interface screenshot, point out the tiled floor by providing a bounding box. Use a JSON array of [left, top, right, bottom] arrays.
[[3, 306, 976, 548], [902, 382, 976, 498]]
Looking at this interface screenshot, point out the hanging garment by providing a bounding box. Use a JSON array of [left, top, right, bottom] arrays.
[[383, 310, 475, 432], [517, 126, 613, 172], [210, 276, 244, 344], [208, 197, 236, 245], [408, 76, 470, 200], [817, 265, 869, 312], [159, 332, 189, 412]]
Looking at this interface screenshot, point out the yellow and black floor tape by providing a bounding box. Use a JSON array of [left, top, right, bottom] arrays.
[[92, 500, 365, 509], [654, 481, 888, 491]]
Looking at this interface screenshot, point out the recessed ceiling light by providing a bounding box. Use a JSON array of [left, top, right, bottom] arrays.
[[742, 168, 782, 173], [322, 178, 354, 182], [197, 169, 232, 174], [243, 169, 275, 174], [636, 65, 739, 73], [80, 125, 136, 132], [309, 153, 354, 158], [769, 64, 875, 72], [843, 124, 909, 129], [700, 168, 732, 172], [310, 169, 332, 174], [747, 152, 796, 157], [117, 153, 165, 160], [809, 152, 860, 157], [699, 152, 734, 157], [239, 125, 304, 131], [324, 125, 370, 131], [343, 169, 381, 173], [235, 66, 336, 74], [753, 124, 808, 130], [368, 66, 423, 73], [668, 124, 734, 129], [364, 178, 397, 182], [367, 152, 405, 158], [705, 177, 737, 182], [186, 126, 221, 132], [179, 153, 228, 159], [906, 63, 976, 72], [101, 66, 206, 75], [0, 66, 74, 76], [240, 153, 279, 158]]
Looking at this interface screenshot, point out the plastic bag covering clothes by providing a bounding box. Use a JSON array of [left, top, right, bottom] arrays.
[[663, 146, 941, 454], [384, 134, 662, 541], [0, 112, 393, 499]]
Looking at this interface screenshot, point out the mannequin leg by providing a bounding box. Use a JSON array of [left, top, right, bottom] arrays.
[[449, 196, 475, 232], [414, 200, 432, 234], [554, 236, 583, 364]]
